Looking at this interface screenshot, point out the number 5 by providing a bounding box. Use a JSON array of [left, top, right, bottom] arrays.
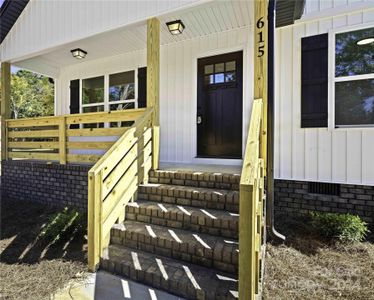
[[258, 45, 264, 57]]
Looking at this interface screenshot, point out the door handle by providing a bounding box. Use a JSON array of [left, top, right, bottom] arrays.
[[197, 115, 202, 125]]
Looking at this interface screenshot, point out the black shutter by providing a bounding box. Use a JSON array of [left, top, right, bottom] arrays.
[[70, 79, 80, 128], [138, 67, 147, 108], [301, 33, 328, 128]]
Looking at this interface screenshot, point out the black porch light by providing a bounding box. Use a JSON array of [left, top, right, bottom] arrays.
[[71, 48, 87, 59], [166, 20, 185, 35]]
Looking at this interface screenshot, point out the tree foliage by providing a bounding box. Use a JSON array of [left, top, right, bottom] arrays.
[[10, 70, 54, 119]]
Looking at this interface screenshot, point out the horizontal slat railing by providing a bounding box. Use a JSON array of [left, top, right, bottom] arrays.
[[239, 98, 265, 300], [5, 108, 146, 165], [88, 107, 157, 271]]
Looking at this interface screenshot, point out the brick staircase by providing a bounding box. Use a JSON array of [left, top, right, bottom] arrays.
[[101, 169, 241, 299]]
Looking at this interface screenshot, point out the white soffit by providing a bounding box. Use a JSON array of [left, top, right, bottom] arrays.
[[13, 0, 252, 76]]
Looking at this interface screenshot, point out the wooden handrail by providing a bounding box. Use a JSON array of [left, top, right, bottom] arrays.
[[241, 99, 263, 186], [239, 98, 265, 300], [87, 107, 158, 271], [4, 109, 146, 164]]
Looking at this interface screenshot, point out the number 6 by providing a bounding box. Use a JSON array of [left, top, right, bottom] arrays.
[[256, 17, 264, 29]]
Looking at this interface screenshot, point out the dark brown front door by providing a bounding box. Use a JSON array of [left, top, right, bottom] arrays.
[[197, 51, 243, 158]]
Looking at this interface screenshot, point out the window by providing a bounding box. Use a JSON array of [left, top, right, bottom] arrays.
[[335, 27, 374, 127], [80, 70, 138, 127], [82, 76, 104, 108], [204, 61, 237, 85], [82, 76, 105, 128], [109, 71, 135, 103]]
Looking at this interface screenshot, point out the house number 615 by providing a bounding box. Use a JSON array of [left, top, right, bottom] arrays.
[[257, 17, 265, 57]]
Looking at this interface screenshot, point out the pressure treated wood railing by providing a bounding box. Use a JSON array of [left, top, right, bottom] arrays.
[[4, 109, 146, 164], [87, 107, 158, 271], [239, 98, 266, 300]]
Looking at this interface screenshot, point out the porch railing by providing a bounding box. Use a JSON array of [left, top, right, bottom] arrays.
[[4, 109, 146, 164], [87, 107, 158, 270], [239, 98, 266, 300]]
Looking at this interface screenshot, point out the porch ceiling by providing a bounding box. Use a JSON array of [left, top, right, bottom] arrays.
[[13, 0, 252, 77]]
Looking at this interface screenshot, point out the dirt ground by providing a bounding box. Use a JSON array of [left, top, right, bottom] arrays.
[[0, 199, 87, 300], [263, 214, 374, 300]]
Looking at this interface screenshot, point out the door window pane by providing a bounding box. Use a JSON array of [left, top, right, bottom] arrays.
[[204, 75, 214, 85], [335, 79, 374, 126], [109, 71, 135, 102], [215, 63, 224, 73], [82, 76, 104, 104], [226, 61, 236, 72], [204, 65, 214, 74], [215, 73, 225, 84], [336, 27, 374, 77], [225, 72, 236, 82]]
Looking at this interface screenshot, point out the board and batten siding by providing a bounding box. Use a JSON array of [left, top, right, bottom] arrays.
[[274, 6, 374, 186], [56, 27, 253, 165], [0, 0, 203, 62], [303, 0, 374, 15]]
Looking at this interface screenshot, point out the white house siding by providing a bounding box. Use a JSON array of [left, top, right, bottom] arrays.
[[274, 3, 374, 186], [0, 0, 204, 62], [304, 0, 374, 15], [56, 26, 253, 164]]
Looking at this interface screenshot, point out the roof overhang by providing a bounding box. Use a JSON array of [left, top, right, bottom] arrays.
[[2, 0, 305, 77], [0, 0, 29, 43], [276, 0, 305, 28]]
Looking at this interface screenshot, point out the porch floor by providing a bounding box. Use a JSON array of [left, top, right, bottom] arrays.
[[159, 162, 241, 174]]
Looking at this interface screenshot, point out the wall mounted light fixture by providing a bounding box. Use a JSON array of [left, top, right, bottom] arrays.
[[166, 20, 185, 35], [71, 48, 87, 59]]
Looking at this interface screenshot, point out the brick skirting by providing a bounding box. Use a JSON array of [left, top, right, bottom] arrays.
[[274, 179, 374, 224], [1, 160, 90, 211]]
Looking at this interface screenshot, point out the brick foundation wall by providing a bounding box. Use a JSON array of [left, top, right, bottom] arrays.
[[1, 160, 90, 211], [274, 179, 374, 224]]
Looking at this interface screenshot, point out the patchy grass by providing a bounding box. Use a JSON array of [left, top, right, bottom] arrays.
[[263, 214, 374, 300], [0, 199, 87, 300]]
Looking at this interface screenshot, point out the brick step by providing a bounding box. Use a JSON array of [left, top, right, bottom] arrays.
[[101, 244, 238, 300], [138, 184, 239, 213], [149, 170, 240, 191], [111, 220, 238, 274], [126, 201, 239, 239]]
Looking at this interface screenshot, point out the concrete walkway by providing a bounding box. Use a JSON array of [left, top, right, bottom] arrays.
[[53, 270, 183, 300]]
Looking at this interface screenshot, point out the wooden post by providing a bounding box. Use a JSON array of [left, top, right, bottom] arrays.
[[147, 18, 160, 170], [1, 62, 11, 161], [88, 170, 102, 271], [59, 116, 67, 164], [152, 125, 160, 170], [147, 17, 160, 126], [254, 0, 268, 174], [239, 184, 257, 300]]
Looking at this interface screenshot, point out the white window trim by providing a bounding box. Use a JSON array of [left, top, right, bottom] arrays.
[[329, 22, 374, 130], [79, 69, 138, 114]]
